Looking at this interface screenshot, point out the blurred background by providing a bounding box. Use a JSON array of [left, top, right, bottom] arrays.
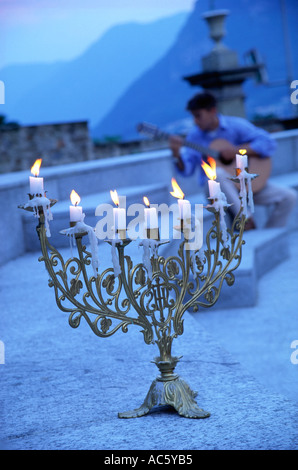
[[0, 0, 297, 170]]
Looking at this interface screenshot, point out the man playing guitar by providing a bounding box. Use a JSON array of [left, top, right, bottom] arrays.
[[169, 92, 296, 230]]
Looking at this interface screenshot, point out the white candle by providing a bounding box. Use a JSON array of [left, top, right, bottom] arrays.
[[30, 158, 44, 195], [236, 153, 248, 170], [70, 205, 83, 222], [29, 176, 44, 195], [69, 190, 83, 223], [143, 197, 159, 239], [144, 207, 158, 229], [110, 190, 126, 238], [170, 179, 191, 220], [178, 198, 191, 221], [113, 207, 126, 232], [208, 180, 221, 199]]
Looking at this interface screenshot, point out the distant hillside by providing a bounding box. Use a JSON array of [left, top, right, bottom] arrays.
[[93, 0, 298, 141], [0, 12, 188, 128]]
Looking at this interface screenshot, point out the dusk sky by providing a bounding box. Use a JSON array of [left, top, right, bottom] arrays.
[[0, 0, 195, 68]]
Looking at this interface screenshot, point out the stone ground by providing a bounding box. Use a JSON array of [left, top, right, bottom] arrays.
[[0, 232, 297, 450]]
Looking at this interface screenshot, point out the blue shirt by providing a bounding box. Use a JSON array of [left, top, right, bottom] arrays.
[[178, 114, 277, 185]]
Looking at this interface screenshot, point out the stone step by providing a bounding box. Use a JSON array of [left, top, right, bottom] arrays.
[[22, 182, 290, 310], [210, 227, 289, 309], [158, 195, 289, 309], [266, 171, 298, 231]]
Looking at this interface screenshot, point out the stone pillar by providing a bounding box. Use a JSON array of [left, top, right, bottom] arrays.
[[184, 9, 262, 119], [201, 10, 246, 117]]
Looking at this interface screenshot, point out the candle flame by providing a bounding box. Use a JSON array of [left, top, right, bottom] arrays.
[[239, 149, 247, 155], [201, 156, 216, 180], [170, 178, 184, 200], [70, 189, 81, 206], [31, 158, 42, 177], [143, 196, 150, 207], [110, 189, 119, 207]]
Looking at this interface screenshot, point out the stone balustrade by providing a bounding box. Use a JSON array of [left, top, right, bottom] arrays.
[[0, 129, 298, 266]]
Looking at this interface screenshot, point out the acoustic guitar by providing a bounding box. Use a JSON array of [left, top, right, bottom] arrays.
[[137, 122, 271, 193]]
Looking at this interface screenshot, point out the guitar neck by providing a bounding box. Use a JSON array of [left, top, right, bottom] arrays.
[[137, 123, 221, 160], [182, 140, 220, 160]]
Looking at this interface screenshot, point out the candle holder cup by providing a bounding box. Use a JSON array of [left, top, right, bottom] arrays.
[[145, 227, 160, 241], [232, 167, 259, 184], [116, 228, 127, 240], [19, 198, 58, 215]]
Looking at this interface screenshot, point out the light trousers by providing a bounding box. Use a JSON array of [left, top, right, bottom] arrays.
[[213, 167, 297, 228]]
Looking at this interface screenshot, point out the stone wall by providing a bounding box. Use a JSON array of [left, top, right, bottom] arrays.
[[1, 129, 298, 266], [0, 119, 171, 172], [1, 117, 294, 174], [0, 121, 93, 173]]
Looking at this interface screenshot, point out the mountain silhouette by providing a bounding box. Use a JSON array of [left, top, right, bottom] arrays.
[[92, 0, 298, 141], [0, 13, 187, 128], [1, 1, 297, 142]]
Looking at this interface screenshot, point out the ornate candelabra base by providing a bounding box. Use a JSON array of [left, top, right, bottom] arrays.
[[118, 357, 210, 419]]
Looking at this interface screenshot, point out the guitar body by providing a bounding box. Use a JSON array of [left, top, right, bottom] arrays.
[[209, 138, 272, 193], [137, 123, 272, 193]]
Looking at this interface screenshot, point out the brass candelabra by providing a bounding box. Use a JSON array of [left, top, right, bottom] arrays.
[[19, 190, 248, 419]]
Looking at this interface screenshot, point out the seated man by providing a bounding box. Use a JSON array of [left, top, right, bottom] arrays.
[[169, 92, 297, 229]]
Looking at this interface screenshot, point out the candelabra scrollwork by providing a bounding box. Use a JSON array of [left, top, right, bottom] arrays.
[[20, 198, 246, 419]]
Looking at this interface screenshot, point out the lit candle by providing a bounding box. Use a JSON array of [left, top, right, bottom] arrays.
[[143, 197, 158, 229], [236, 149, 248, 171], [236, 149, 255, 216], [110, 190, 126, 238], [26, 158, 53, 236], [170, 178, 191, 222], [178, 198, 191, 221], [69, 190, 83, 223], [201, 157, 221, 199], [143, 196, 159, 240], [207, 180, 221, 199], [113, 207, 126, 231], [29, 158, 44, 196]]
